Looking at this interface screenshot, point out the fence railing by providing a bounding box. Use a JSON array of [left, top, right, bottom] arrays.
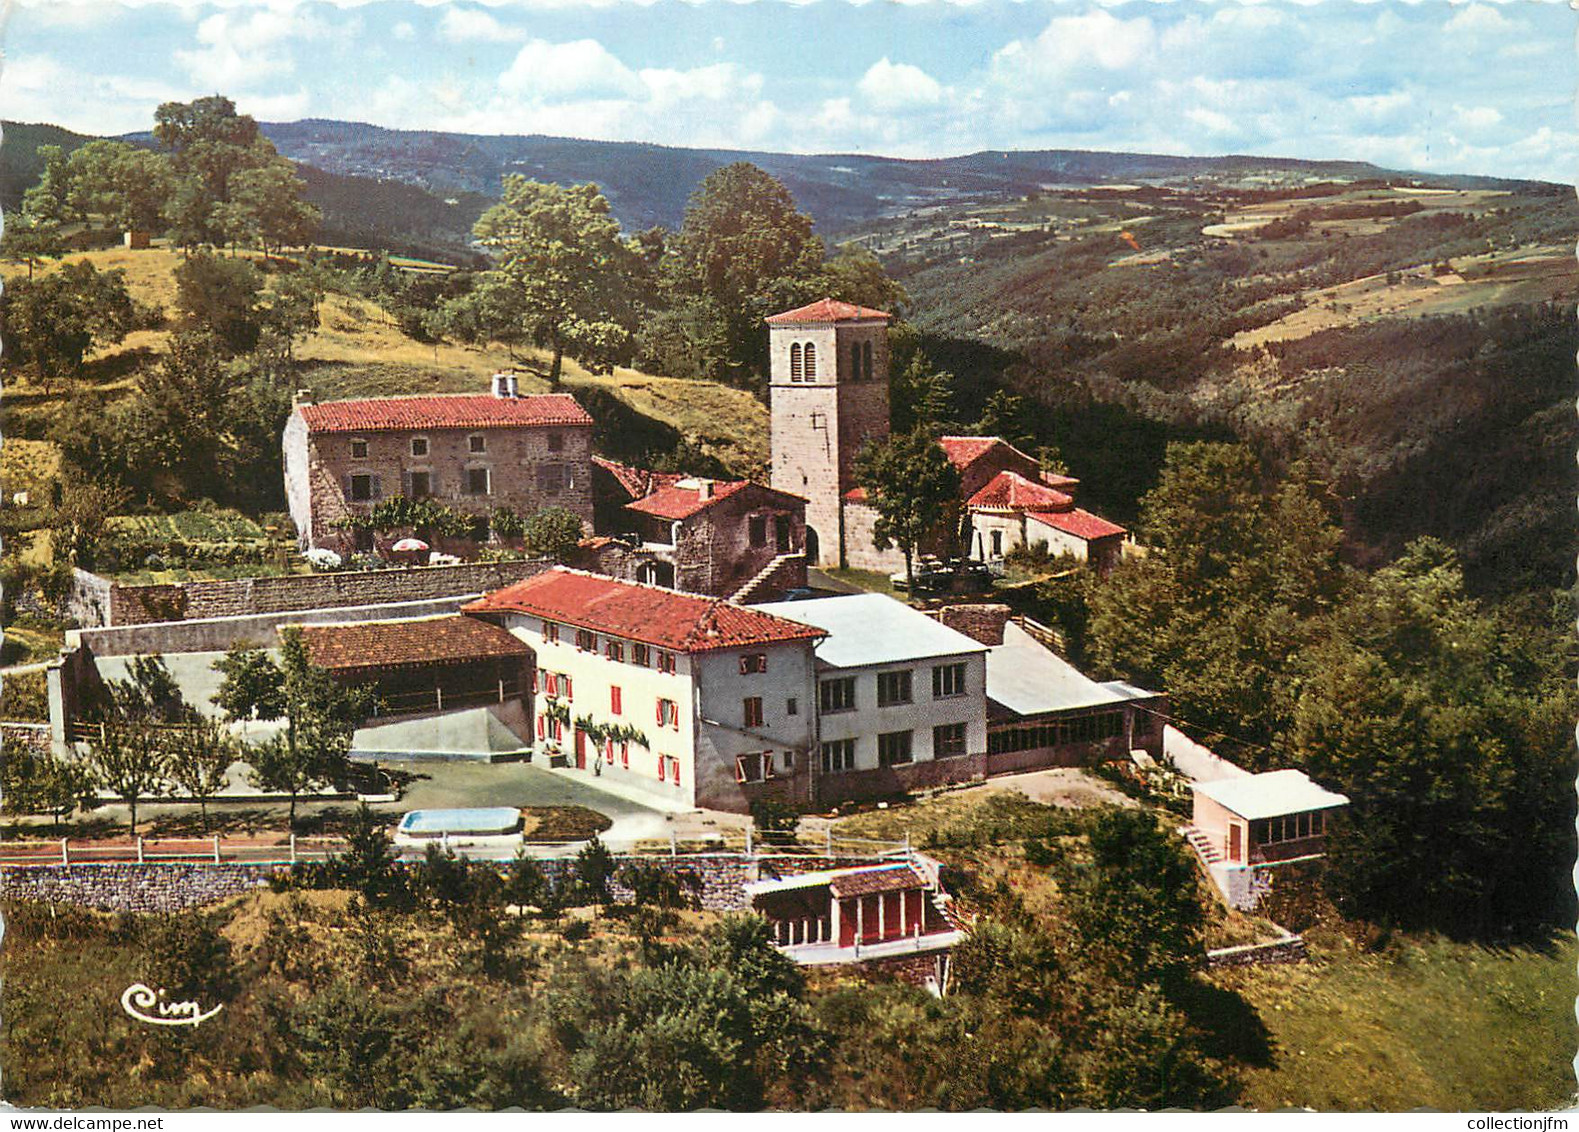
[[0, 829, 914, 867]]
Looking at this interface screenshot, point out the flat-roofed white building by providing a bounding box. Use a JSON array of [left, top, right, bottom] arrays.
[[1184, 768, 1350, 909], [984, 620, 1167, 771], [756, 593, 989, 805]]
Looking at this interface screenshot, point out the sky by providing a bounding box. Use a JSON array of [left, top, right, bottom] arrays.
[[0, 0, 1573, 183]]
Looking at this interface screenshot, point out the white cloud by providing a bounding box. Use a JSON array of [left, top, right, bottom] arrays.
[[1453, 104, 1504, 131], [857, 57, 942, 110], [1446, 4, 1514, 35], [498, 38, 644, 102], [173, 7, 326, 89], [392, 20, 416, 40], [1186, 106, 1235, 136], [439, 6, 522, 42]]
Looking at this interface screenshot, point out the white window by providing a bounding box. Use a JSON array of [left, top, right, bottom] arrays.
[[820, 738, 855, 773], [877, 669, 913, 707], [735, 752, 774, 783], [933, 722, 968, 759], [878, 730, 913, 766], [932, 663, 967, 698], [820, 677, 856, 713]]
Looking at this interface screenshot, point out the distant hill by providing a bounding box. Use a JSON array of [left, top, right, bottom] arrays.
[[0, 120, 96, 210]]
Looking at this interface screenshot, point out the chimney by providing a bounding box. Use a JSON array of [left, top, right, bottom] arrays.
[[935, 603, 1012, 647], [293, 388, 314, 408], [697, 480, 714, 500], [491, 372, 518, 399]]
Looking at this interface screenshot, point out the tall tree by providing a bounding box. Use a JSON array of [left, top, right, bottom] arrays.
[[153, 95, 275, 247], [1084, 443, 1346, 760], [118, 330, 245, 500], [47, 474, 132, 570], [854, 428, 961, 592], [216, 156, 321, 257], [472, 178, 638, 388], [671, 163, 825, 379], [174, 251, 264, 352], [1288, 539, 1574, 934], [59, 139, 175, 234]]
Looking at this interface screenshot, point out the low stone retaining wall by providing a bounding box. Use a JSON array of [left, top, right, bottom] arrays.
[[70, 559, 551, 629], [1204, 933, 1308, 968], [73, 596, 487, 659], [0, 863, 282, 913], [0, 852, 891, 916]]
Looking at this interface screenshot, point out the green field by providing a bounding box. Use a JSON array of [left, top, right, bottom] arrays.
[[107, 511, 269, 542], [1223, 930, 1576, 1111]]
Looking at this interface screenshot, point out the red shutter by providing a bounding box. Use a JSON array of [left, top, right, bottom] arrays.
[[735, 755, 747, 784], [671, 758, 681, 788], [621, 741, 629, 768], [659, 756, 667, 782], [536, 715, 545, 740], [656, 699, 665, 725], [564, 676, 573, 701], [611, 686, 622, 715]]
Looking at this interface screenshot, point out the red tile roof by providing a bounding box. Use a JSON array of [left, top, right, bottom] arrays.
[[592, 457, 685, 502], [937, 435, 1003, 468], [463, 567, 826, 653], [289, 615, 530, 673], [765, 297, 891, 325], [1028, 508, 1127, 541], [299, 393, 594, 433], [828, 863, 929, 898], [626, 479, 751, 521], [967, 470, 1074, 512], [842, 486, 869, 503]]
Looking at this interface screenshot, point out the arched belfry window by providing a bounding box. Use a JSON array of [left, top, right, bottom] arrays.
[[804, 342, 818, 379], [790, 342, 803, 381], [863, 341, 874, 380]]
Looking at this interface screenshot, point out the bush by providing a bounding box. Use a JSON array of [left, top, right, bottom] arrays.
[[560, 917, 592, 943]]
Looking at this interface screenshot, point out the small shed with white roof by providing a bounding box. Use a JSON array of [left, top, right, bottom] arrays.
[[1190, 768, 1349, 867]]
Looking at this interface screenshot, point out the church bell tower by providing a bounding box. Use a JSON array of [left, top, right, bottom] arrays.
[[766, 298, 892, 568]]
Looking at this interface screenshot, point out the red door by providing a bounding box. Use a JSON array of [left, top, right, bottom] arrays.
[[1228, 823, 1242, 863], [839, 899, 856, 947], [574, 729, 587, 769]]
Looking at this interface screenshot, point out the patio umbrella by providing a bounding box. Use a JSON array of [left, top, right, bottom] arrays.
[[391, 537, 430, 552]]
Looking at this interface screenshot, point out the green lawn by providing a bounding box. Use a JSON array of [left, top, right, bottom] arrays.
[[1218, 929, 1577, 1111]]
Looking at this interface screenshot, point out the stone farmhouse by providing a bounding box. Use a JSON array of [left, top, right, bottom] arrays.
[[766, 298, 1127, 571], [588, 458, 808, 601], [282, 373, 596, 557]]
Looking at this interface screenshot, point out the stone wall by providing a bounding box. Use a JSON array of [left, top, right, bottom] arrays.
[[1204, 933, 1308, 968], [0, 863, 280, 913], [930, 603, 1012, 647], [70, 559, 551, 629], [74, 596, 498, 659], [0, 852, 892, 915]]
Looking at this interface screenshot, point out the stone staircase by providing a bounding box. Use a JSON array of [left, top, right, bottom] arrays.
[[732, 552, 806, 604], [1180, 824, 1224, 866]]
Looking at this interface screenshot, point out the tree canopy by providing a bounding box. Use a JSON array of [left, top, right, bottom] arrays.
[[854, 428, 961, 590], [472, 178, 639, 388]]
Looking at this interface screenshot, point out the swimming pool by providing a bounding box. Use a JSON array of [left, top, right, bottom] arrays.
[[397, 807, 524, 838]]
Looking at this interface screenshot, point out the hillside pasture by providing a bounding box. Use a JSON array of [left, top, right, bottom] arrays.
[[1229, 246, 1575, 349]]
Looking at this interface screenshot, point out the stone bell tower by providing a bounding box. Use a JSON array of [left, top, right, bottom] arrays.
[[766, 298, 891, 568]]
